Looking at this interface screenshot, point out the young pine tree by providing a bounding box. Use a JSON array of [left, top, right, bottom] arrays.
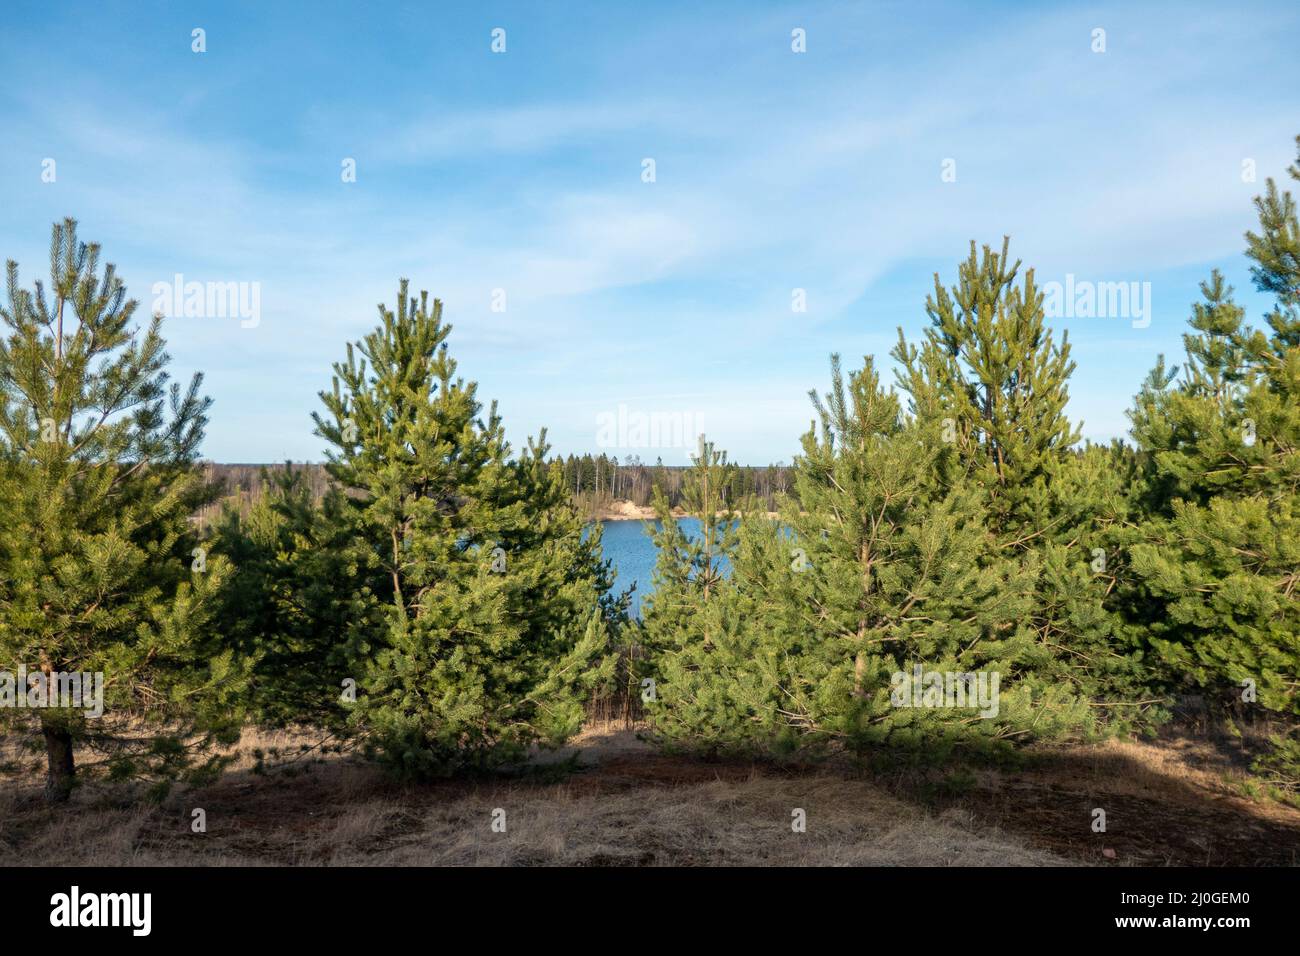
[[640, 437, 736, 642], [1128, 142, 1300, 787], [209, 465, 385, 730], [892, 240, 1147, 726], [644, 358, 1090, 758], [0, 218, 247, 802], [639, 436, 739, 741], [313, 281, 613, 778]]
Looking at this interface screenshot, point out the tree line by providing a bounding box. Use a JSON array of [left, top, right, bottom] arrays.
[[555, 454, 791, 514], [195, 454, 792, 529], [2, 139, 1297, 803]]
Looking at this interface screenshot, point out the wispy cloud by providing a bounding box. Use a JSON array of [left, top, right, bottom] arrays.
[[1, 0, 1296, 461]]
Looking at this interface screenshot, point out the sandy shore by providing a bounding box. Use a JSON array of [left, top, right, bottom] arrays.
[[593, 501, 671, 521], [591, 500, 780, 521]]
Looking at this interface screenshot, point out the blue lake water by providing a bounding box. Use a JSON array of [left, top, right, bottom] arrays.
[[593, 518, 702, 617]]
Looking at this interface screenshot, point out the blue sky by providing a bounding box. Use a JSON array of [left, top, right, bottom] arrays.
[[2, 0, 1297, 464]]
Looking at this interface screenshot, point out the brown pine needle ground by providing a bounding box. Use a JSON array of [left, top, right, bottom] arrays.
[[2, 725, 1298, 866]]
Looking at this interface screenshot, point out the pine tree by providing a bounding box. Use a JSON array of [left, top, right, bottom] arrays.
[[210, 465, 384, 730], [891, 239, 1079, 529], [0, 218, 247, 802], [313, 281, 613, 778], [644, 358, 1095, 758], [1128, 275, 1299, 735], [892, 239, 1147, 724], [639, 435, 737, 681], [1127, 141, 1300, 787], [1245, 135, 1300, 343], [639, 434, 742, 749]]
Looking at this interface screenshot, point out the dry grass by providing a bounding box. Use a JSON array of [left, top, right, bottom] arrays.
[[881, 733, 1300, 866], [358, 771, 1067, 867], [3, 723, 1298, 866]]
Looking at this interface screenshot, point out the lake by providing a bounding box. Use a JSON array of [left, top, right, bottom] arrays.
[[594, 518, 702, 616]]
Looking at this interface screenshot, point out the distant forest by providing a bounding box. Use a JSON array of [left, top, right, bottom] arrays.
[[199, 455, 795, 526]]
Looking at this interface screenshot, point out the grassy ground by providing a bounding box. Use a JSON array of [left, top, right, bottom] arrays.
[[3, 724, 1298, 866]]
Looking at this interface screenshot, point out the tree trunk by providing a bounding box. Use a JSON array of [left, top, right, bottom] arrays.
[[43, 720, 76, 803], [853, 649, 867, 698]]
